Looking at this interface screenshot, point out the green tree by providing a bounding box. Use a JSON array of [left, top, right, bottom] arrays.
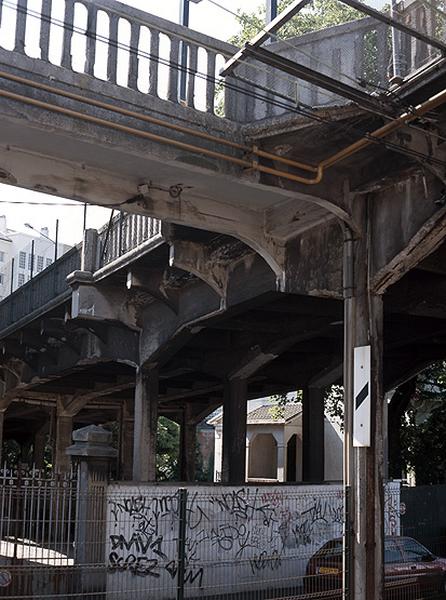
[[399, 362, 446, 485], [231, 0, 362, 47], [156, 416, 180, 481]]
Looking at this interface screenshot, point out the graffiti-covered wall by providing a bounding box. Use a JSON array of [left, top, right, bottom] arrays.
[[106, 483, 400, 599]]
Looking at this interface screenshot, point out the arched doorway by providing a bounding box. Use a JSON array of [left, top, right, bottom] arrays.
[[248, 433, 277, 479], [286, 434, 297, 482]]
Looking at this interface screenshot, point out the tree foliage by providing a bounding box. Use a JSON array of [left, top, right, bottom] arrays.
[[231, 0, 362, 47], [156, 417, 180, 481], [399, 362, 446, 485]]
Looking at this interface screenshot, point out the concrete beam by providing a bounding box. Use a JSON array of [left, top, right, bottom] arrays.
[[133, 368, 159, 482], [169, 239, 229, 302], [126, 268, 179, 314]]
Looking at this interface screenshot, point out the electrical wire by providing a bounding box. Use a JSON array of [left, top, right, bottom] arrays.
[[0, 0, 428, 116], [0, 0, 445, 170], [206, 0, 446, 146], [0, 198, 83, 206]]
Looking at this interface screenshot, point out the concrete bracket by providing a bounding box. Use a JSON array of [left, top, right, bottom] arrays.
[[168, 239, 229, 304]]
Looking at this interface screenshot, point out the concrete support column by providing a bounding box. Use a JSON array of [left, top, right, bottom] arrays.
[[222, 377, 247, 484], [33, 423, 47, 469], [180, 408, 196, 482], [55, 413, 73, 473], [277, 444, 285, 482], [343, 197, 385, 600], [133, 367, 158, 482], [119, 398, 134, 480], [67, 425, 117, 593], [302, 386, 325, 483], [0, 409, 5, 467]]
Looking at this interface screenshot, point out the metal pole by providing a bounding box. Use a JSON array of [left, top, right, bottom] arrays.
[[266, 0, 278, 23], [342, 224, 354, 600], [177, 488, 188, 600], [342, 199, 385, 600], [83, 204, 87, 232], [54, 219, 59, 262], [10, 258, 14, 294], [30, 240, 35, 280], [179, 0, 190, 101]]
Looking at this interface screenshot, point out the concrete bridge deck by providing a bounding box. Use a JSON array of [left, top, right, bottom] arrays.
[[2, 2, 446, 597]]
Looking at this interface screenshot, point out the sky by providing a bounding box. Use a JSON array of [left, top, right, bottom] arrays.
[[0, 0, 261, 246], [0, 0, 385, 246]]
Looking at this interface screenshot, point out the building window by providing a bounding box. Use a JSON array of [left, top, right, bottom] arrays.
[[37, 256, 44, 272], [46, 258, 52, 267], [0, 251, 4, 263], [18, 273, 25, 286], [19, 251, 26, 269], [0, 274, 3, 285]]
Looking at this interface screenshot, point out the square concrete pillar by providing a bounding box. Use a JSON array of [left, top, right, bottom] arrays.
[[179, 407, 196, 482], [119, 398, 134, 480], [132, 368, 158, 481], [222, 377, 247, 484], [302, 386, 325, 483], [55, 414, 73, 473]]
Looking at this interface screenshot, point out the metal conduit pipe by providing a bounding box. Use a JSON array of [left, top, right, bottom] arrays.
[[0, 70, 318, 174], [0, 69, 445, 185]]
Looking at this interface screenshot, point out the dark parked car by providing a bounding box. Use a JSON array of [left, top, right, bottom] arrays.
[[305, 536, 446, 598]]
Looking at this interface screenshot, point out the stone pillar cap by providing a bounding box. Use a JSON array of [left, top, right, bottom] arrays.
[[66, 424, 117, 458]]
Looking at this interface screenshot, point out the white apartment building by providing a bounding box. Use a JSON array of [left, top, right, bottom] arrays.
[[0, 216, 71, 300]]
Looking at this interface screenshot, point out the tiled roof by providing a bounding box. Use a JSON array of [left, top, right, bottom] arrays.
[[247, 403, 302, 424], [208, 403, 302, 426]]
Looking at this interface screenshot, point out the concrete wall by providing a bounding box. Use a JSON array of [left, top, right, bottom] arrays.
[[324, 420, 343, 481], [106, 482, 400, 599]]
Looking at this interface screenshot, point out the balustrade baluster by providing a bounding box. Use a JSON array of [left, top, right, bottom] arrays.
[[127, 21, 140, 91], [354, 32, 365, 82], [84, 4, 97, 77], [148, 29, 160, 97], [61, 0, 75, 69], [132, 214, 138, 248], [168, 36, 180, 103], [107, 13, 119, 84], [376, 24, 390, 86], [187, 44, 198, 108], [40, 0, 52, 62], [14, 0, 28, 55], [206, 51, 216, 114]]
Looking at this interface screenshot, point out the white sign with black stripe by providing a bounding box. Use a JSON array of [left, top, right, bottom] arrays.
[[353, 345, 371, 447]]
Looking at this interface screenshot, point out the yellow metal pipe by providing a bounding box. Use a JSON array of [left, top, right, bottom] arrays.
[[0, 67, 445, 186], [0, 87, 253, 169], [0, 70, 319, 174], [0, 86, 323, 185]]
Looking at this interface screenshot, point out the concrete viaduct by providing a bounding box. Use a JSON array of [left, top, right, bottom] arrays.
[[1, 0, 446, 598]]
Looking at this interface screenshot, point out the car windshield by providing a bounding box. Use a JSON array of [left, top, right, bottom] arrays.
[[385, 540, 405, 564], [401, 538, 435, 562]]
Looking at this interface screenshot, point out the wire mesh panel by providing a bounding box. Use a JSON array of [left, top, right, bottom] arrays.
[[0, 465, 78, 599], [0, 479, 414, 599], [106, 484, 347, 600]]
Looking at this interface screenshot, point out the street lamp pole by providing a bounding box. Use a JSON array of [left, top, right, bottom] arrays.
[[179, 0, 203, 101], [266, 0, 278, 23], [25, 220, 59, 261]]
